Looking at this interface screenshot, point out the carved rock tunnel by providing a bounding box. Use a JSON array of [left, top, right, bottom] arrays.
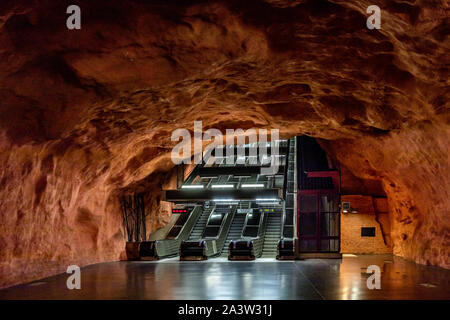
[[0, 0, 448, 289]]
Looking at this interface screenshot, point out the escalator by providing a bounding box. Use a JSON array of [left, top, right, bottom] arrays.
[[277, 137, 297, 259], [228, 206, 268, 260], [180, 204, 236, 260], [283, 138, 296, 238], [220, 211, 247, 258], [138, 205, 203, 260], [261, 208, 282, 258], [188, 205, 214, 240]]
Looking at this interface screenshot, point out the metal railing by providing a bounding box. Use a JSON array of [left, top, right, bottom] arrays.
[[228, 210, 267, 259], [203, 205, 237, 257], [150, 205, 203, 259], [250, 212, 268, 258]]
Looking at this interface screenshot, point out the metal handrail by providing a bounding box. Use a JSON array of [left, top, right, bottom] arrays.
[[202, 206, 229, 239], [252, 212, 268, 258], [204, 205, 237, 256], [282, 138, 291, 200], [281, 200, 286, 239], [240, 208, 264, 238], [153, 205, 203, 258], [231, 209, 267, 258], [281, 138, 296, 240]]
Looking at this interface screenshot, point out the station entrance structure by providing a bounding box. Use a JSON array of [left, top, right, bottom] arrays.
[[136, 136, 341, 261]]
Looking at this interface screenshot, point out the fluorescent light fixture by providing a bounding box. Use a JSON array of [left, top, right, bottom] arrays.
[[255, 198, 278, 201], [241, 184, 265, 188], [211, 184, 234, 188], [212, 198, 235, 202], [181, 185, 204, 189]]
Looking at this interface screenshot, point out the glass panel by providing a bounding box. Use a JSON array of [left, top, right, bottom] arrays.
[[243, 226, 259, 237], [175, 212, 190, 226], [299, 212, 316, 236], [274, 176, 284, 187], [246, 213, 261, 225], [320, 239, 330, 252], [284, 209, 293, 225], [203, 226, 220, 237], [286, 193, 294, 205], [300, 194, 317, 212], [320, 239, 339, 252], [299, 239, 317, 252], [320, 213, 330, 237], [166, 226, 182, 239], [320, 212, 339, 237], [330, 212, 339, 237], [283, 227, 294, 238], [207, 213, 225, 226], [320, 194, 339, 212], [331, 239, 339, 252]]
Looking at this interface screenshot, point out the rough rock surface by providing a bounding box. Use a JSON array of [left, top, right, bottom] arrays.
[[0, 0, 448, 288]]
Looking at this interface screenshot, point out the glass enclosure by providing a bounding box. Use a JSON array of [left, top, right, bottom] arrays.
[[298, 191, 340, 252]]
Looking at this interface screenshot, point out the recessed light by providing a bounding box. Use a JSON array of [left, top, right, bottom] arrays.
[[181, 185, 204, 189], [241, 184, 264, 188]]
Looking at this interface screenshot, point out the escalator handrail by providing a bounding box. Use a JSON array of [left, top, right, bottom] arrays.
[[204, 205, 237, 256], [175, 205, 203, 240], [282, 138, 291, 200], [154, 205, 203, 257], [240, 209, 265, 239], [281, 138, 296, 240], [253, 212, 268, 257], [281, 200, 286, 240], [202, 206, 233, 239], [230, 211, 267, 258]]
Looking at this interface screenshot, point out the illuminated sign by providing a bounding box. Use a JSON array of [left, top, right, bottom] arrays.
[[172, 208, 188, 214]]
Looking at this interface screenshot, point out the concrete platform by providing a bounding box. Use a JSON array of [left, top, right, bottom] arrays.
[[0, 255, 448, 300]]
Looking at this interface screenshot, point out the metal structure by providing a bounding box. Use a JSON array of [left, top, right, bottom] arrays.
[[296, 136, 341, 257], [128, 136, 341, 261]]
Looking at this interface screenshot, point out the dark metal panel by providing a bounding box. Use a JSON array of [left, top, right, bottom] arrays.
[[197, 166, 285, 177], [163, 189, 282, 202]]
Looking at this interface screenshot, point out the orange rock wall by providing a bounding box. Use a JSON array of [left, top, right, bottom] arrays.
[[0, 0, 448, 288], [340, 195, 392, 254]]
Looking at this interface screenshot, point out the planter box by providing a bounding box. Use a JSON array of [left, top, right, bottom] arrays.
[[125, 241, 141, 260]]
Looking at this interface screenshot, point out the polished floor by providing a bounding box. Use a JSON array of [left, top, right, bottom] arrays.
[[0, 255, 449, 299]]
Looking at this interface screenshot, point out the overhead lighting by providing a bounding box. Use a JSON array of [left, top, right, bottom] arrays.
[[211, 184, 234, 188], [255, 198, 278, 201], [181, 185, 204, 189], [241, 184, 264, 188], [212, 198, 235, 202]]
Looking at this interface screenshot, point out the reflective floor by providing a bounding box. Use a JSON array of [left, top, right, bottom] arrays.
[[0, 255, 449, 300]]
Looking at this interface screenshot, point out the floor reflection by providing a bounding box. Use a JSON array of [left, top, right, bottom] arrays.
[[0, 255, 448, 300]]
